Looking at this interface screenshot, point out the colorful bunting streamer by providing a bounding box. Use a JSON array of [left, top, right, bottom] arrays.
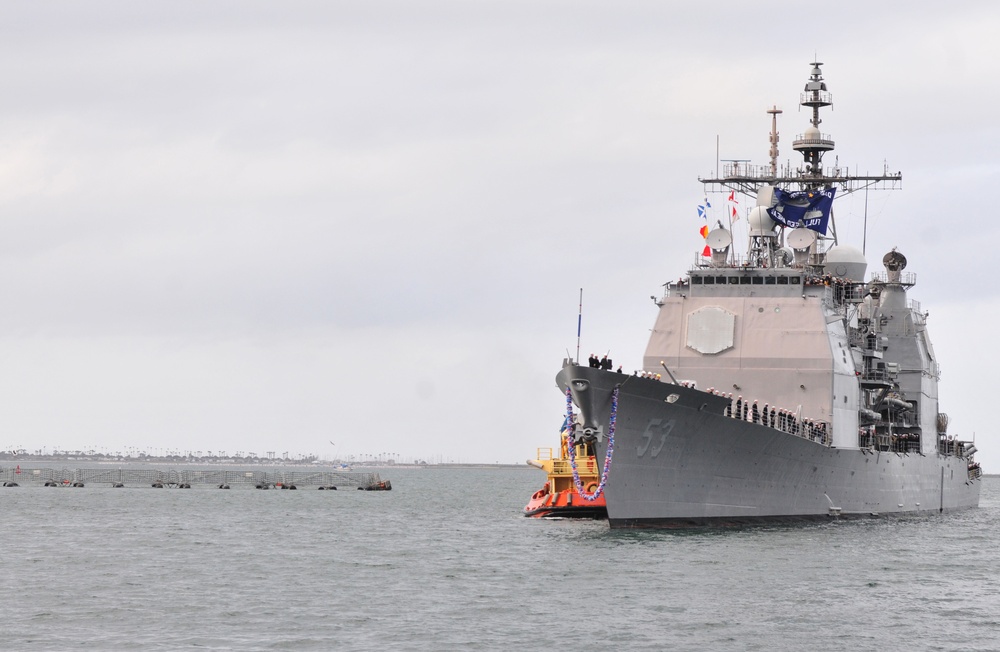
[[565, 385, 618, 502]]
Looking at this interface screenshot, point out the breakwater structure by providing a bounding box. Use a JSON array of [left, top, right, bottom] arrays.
[[0, 466, 391, 490]]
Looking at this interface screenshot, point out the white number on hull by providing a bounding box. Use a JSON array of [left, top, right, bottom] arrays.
[[638, 419, 675, 458]]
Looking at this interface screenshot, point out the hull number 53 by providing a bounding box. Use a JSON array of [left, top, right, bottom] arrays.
[[638, 419, 675, 458]]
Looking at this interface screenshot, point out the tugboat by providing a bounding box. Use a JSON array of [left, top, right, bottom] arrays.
[[524, 417, 607, 518], [557, 62, 982, 528]]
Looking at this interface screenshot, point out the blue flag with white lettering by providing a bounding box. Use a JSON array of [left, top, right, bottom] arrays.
[[767, 187, 836, 234]]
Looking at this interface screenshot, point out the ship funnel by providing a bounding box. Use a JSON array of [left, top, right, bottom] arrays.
[[706, 228, 732, 266]]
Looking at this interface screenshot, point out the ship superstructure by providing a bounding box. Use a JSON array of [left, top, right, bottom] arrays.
[[556, 63, 980, 527]]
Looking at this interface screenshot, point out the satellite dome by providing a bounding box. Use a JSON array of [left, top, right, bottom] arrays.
[[825, 245, 867, 281], [804, 125, 821, 139], [756, 184, 776, 208], [748, 206, 777, 236]]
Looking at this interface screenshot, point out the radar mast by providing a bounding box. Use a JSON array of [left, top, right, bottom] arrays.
[[700, 62, 902, 197]]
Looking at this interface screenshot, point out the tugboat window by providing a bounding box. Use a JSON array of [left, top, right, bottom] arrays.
[[752, 277, 764, 285], [692, 276, 703, 284], [740, 277, 751, 285], [765, 277, 776, 285], [791, 276, 801, 284], [704, 276, 715, 285], [777, 277, 789, 285], [729, 277, 739, 285]]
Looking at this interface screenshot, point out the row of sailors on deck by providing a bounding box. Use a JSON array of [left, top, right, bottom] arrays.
[[709, 391, 829, 444], [804, 274, 852, 287]]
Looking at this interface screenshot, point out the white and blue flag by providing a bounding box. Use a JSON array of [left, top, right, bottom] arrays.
[[767, 187, 836, 234]]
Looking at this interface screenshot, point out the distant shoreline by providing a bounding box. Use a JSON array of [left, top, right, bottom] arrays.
[[0, 454, 533, 470]]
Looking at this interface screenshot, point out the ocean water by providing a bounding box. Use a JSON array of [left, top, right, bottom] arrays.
[[2, 468, 998, 651]]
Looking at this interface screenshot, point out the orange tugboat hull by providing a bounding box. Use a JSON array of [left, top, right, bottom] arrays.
[[523, 482, 607, 519]]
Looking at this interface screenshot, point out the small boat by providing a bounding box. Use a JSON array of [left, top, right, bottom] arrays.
[[524, 417, 607, 519]]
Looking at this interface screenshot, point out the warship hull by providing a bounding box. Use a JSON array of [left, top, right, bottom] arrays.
[[558, 365, 981, 528]]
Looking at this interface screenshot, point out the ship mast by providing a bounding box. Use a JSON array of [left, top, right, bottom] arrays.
[[793, 62, 834, 182], [767, 105, 782, 177], [700, 62, 902, 198]]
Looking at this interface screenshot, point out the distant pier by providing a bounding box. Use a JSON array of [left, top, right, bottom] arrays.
[[0, 466, 391, 490]]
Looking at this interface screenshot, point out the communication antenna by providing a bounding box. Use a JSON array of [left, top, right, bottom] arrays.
[[863, 184, 870, 255], [575, 288, 583, 364]]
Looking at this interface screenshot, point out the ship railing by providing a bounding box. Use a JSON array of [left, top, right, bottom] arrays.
[[692, 253, 750, 269], [870, 271, 917, 286], [969, 464, 982, 480], [719, 394, 830, 446], [938, 438, 974, 459], [710, 161, 776, 179], [848, 327, 867, 349], [535, 448, 555, 461], [792, 130, 835, 144], [842, 284, 866, 303], [862, 369, 893, 383], [550, 458, 599, 476], [861, 432, 922, 453]]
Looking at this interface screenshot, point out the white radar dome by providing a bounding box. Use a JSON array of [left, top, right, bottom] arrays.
[[748, 206, 778, 236], [804, 125, 821, 139], [756, 184, 776, 208], [824, 245, 867, 281]]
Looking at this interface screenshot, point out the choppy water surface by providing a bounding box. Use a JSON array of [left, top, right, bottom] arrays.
[[2, 469, 998, 650]]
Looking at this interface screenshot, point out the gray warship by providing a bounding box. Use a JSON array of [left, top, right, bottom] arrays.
[[558, 62, 982, 527]]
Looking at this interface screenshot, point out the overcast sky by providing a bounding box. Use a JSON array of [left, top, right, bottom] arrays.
[[0, 1, 997, 468]]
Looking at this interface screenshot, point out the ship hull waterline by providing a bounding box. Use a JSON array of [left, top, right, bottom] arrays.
[[557, 365, 981, 529]]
